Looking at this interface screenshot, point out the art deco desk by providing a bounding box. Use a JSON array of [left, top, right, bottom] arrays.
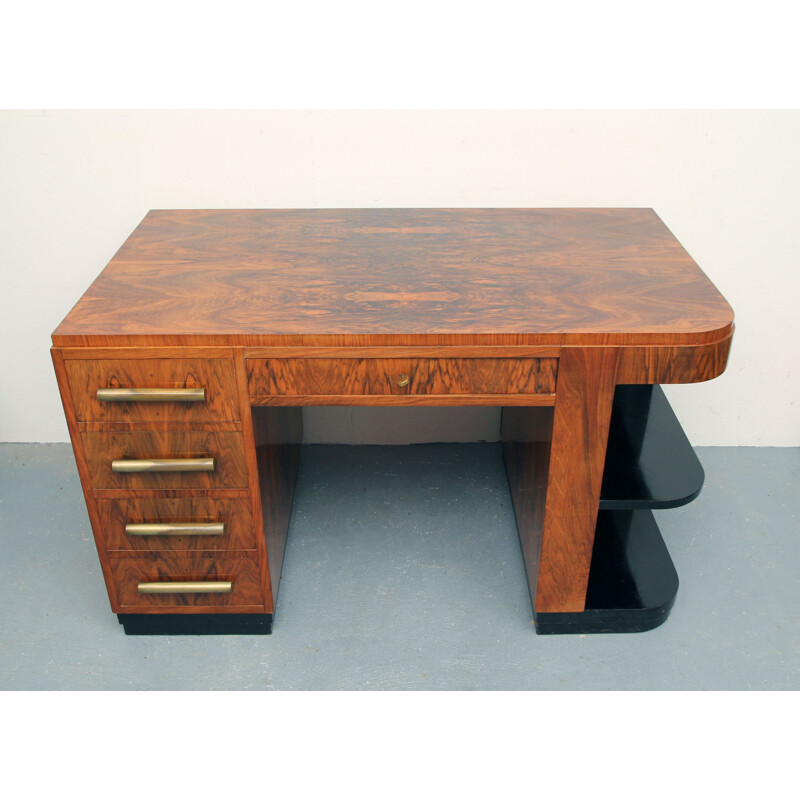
[[51, 209, 734, 635]]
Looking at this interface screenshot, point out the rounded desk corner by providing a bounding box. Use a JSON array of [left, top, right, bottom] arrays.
[[616, 323, 734, 385]]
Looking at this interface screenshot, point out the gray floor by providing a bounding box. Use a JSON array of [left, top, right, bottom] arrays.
[[0, 442, 797, 690]]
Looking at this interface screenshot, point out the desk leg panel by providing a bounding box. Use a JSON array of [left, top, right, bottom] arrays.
[[236, 353, 302, 614], [501, 406, 553, 615], [534, 509, 679, 634], [535, 348, 620, 613], [252, 406, 302, 610]]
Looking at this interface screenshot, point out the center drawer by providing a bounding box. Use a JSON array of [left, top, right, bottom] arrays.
[[81, 429, 249, 490], [96, 496, 256, 552], [247, 357, 558, 397]]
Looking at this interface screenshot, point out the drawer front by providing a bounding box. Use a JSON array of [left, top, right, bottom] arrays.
[[109, 554, 263, 609], [248, 357, 558, 396], [248, 358, 426, 396], [424, 358, 557, 394], [82, 430, 248, 490], [65, 358, 239, 422], [97, 496, 256, 552]]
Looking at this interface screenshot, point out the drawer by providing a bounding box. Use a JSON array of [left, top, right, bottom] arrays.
[[249, 358, 425, 396], [108, 554, 263, 609], [424, 358, 558, 394], [247, 357, 558, 396], [65, 358, 239, 422], [82, 430, 248, 490], [96, 496, 256, 552]]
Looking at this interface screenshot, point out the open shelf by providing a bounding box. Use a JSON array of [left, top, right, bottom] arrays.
[[534, 509, 679, 634], [535, 385, 699, 633], [600, 385, 704, 510]]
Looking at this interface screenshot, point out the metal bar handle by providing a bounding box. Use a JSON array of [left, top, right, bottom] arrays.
[[138, 581, 232, 594], [112, 458, 215, 473], [97, 388, 206, 403], [126, 522, 225, 536]]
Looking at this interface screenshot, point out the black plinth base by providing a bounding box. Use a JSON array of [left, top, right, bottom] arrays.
[[534, 509, 679, 635], [118, 613, 273, 635]]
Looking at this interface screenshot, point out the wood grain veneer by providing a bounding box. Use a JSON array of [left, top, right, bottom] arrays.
[[51, 348, 121, 610], [52, 209, 733, 349], [82, 429, 248, 490], [234, 351, 276, 611], [108, 554, 264, 611], [96, 496, 256, 552], [535, 348, 620, 612], [247, 358, 558, 398], [424, 358, 557, 394], [244, 346, 561, 359], [250, 393, 557, 407], [51, 209, 735, 627], [252, 405, 302, 607], [501, 405, 554, 610], [65, 358, 239, 422], [249, 358, 427, 396], [616, 332, 734, 384]]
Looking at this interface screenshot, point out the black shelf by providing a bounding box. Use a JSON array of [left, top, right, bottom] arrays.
[[535, 384, 702, 634], [600, 384, 704, 510], [534, 509, 679, 634]]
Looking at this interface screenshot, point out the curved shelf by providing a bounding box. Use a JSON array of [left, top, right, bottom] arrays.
[[600, 384, 704, 510], [535, 509, 679, 634]]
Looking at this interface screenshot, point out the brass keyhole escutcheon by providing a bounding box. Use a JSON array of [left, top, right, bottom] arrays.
[[397, 374, 410, 388]]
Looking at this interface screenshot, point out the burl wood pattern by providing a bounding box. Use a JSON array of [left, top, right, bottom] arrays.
[[424, 358, 557, 394], [535, 348, 620, 612], [51, 348, 122, 609], [234, 351, 296, 612], [65, 357, 239, 422], [108, 554, 264, 611], [51, 209, 736, 624], [96, 496, 256, 552], [52, 209, 733, 348], [82, 429, 248, 490], [247, 357, 557, 398], [249, 358, 427, 396]]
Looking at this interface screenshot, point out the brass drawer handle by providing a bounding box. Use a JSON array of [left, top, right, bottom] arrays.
[[112, 458, 215, 473], [397, 374, 410, 388], [97, 388, 206, 402], [126, 522, 225, 536], [138, 581, 232, 594]]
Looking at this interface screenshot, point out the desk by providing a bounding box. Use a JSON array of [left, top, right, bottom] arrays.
[[51, 209, 734, 635]]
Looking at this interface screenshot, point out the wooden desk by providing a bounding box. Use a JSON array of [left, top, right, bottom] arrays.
[[51, 209, 734, 635]]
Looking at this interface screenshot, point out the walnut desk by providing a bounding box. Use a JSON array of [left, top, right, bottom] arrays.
[[51, 209, 734, 635]]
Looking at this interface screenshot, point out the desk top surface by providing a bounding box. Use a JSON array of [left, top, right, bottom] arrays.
[[53, 208, 734, 347]]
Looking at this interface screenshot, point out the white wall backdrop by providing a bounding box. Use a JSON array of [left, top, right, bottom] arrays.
[[0, 110, 797, 445]]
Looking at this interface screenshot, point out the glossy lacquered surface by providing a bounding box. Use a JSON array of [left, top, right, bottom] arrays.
[[504, 381, 704, 632], [118, 613, 273, 635], [600, 385, 705, 509], [534, 509, 679, 634]]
